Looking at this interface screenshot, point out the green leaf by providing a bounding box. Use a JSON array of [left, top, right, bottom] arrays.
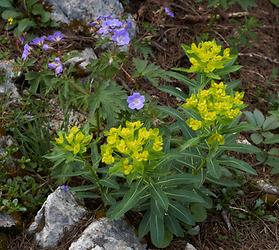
[[264, 135, 279, 144], [75, 192, 100, 199], [266, 155, 279, 168], [254, 109, 265, 127], [207, 158, 221, 179], [32, 3, 50, 22], [166, 189, 204, 203], [165, 215, 184, 237], [150, 213, 166, 248], [150, 182, 169, 211], [220, 122, 258, 134], [89, 81, 127, 127], [157, 174, 202, 186], [179, 136, 202, 151], [271, 0, 279, 7], [165, 71, 196, 88], [138, 211, 151, 238], [244, 111, 257, 127], [156, 106, 185, 121], [70, 184, 96, 192], [250, 133, 263, 144], [158, 85, 186, 100], [190, 203, 207, 222], [17, 18, 36, 32], [99, 178, 120, 189], [220, 143, 261, 154], [0, 0, 12, 8], [2, 9, 23, 19], [263, 116, 279, 131], [107, 181, 147, 219], [169, 201, 195, 225], [219, 157, 257, 175], [216, 65, 242, 76], [271, 165, 279, 175], [206, 176, 240, 187]]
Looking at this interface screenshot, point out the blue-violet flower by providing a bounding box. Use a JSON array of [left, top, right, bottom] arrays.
[[59, 185, 70, 192], [48, 31, 64, 43], [30, 36, 46, 46], [111, 28, 130, 46], [48, 57, 63, 75], [22, 44, 31, 61], [127, 92, 145, 110], [164, 7, 175, 17]]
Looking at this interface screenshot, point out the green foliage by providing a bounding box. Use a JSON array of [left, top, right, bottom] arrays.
[[228, 17, 259, 51], [89, 81, 127, 128], [0, 0, 56, 35], [244, 109, 279, 174]]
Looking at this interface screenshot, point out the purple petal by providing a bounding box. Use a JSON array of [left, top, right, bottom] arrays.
[[128, 102, 136, 109], [111, 28, 130, 46], [164, 7, 175, 17], [48, 62, 57, 70]]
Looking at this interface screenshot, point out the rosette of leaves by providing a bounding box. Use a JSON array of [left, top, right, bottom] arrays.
[[1, 0, 56, 35], [244, 109, 279, 174]]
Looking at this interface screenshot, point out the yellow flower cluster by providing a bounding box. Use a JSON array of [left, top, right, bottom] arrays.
[[55, 126, 92, 155], [101, 121, 163, 175], [183, 81, 244, 132], [186, 40, 231, 74]]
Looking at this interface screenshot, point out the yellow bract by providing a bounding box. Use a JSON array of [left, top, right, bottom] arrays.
[[8, 17, 13, 25], [208, 133, 225, 145], [101, 121, 164, 175], [183, 81, 244, 131], [186, 40, 231, 74], [54, 126, 92, 155]]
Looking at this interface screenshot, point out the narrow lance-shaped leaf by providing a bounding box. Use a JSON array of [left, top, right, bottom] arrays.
[[218, 157, 257, 175], [107, 180, 147, 219], [150, 182, 169, 211], [207, 158, 221, 179], [219, 143, 261, 154]]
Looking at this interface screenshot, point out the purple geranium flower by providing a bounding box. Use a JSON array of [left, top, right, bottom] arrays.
[[97, 25, 111, 35], [48, 31, 64, 43], [127, 92, 145, 110], [42, 44, 51, 51], [164, 7, 175, 17], [103, 18, 123, 28], [22, 44, 31, 61], [59, 184, 70, 192], [111, 28, 130, 46], [30, 36, 46, 46], [48, 57, 63, 75]]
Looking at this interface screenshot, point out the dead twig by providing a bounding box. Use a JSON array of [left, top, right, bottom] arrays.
[[229, 206, 278, 240], [238, 52, 279, 65], [221, 210, 233, 231], [178, 12, 249, 22]]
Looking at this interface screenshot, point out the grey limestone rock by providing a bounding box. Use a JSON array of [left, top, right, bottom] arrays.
[[45, 0, 124, 24], [0, 60, 20, 100], [65, 48, 97, 69], [28, 187, 87, 249], [0, 213, 16, 228], [185, 243, 197, 250], [69, 218, 146, 250]]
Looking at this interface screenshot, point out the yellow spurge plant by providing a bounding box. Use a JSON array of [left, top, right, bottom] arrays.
[[183, 81, 245, 144], [185, 40, 231, 75], [55, 126, 92, 155], [101, 121, 163, 175]]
